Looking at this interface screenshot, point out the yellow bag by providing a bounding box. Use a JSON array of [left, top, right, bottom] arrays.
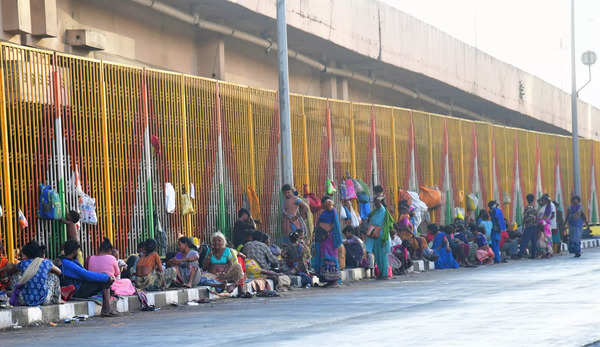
[[245, 259, 263, 279], [466, 193, 478, 211], [181, 193, 194, 215]]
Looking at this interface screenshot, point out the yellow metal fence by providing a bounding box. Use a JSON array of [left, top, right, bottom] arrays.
[[0, 42, 596, 261]]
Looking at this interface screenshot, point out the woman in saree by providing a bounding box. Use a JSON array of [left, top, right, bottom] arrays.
[[201, 232, 245, 292], [564, 196, 588, 258], [366, 195, 393, 279], [430, 224, 459, 269], [311, 197, 343, 285]]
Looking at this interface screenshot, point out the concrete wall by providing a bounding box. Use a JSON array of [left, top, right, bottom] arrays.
[[3, 0, 598, 138], [225, 0, 600, 139]]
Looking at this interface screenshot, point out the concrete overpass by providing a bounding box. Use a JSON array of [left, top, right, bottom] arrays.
[[3, 0, 598, 139]]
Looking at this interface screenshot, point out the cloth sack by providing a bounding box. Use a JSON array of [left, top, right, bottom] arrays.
[[419, 186, 442, 209], [165, 182, 176, 214], [344, 178, 357, 200]]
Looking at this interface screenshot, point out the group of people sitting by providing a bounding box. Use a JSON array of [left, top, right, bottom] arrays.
[[0, 183, 588, 314]]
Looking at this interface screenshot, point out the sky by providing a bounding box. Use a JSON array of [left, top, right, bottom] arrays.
[[380, 0, 600, 108]]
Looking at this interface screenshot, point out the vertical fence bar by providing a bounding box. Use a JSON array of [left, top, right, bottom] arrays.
[[301, 97, 309, 187], [247, 88, 257, 190], [142, 69, 154, 239], [52, 54, 66, 242], [488, 125, 494, 202], [459, 121, 466, 211], [0, 47, 14, 262], [350, 103, 357, 179], [427, 114, 434, 220], [215, 82, 226, 234], [326, 101, 334, 181], [180, 75, 192, 237], [391, 112, 398, 218], [99, 62, 114, 242], [370, 106, 378, 186]]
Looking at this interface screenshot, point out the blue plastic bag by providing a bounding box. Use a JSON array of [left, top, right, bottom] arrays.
[[39, 184, 62, 220]]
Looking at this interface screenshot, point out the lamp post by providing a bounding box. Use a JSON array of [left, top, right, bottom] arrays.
[[570, 0, 596, 197]]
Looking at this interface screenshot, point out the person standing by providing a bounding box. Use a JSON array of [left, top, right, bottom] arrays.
[[488, 201, 506, 263], [564, 196, 588, 258], [312, 197, 343, 285], [366, 195, 393, 279], [281, 184, 309, 244], [519, 194, 539, 259], [537, 194, 555, 257]]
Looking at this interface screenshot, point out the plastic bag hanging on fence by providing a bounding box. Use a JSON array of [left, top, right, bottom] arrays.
[[190, 183, 196, 199], [0, 205, 3, 218], [181, 193, 194, 216], [419, 186, 442, 209], [18, 209, 28, 229], [339, 180, 347, 200], [502, 192, 511, 205], [326, 178, 336, 196], [165, 182, 176, 214], [39, 184, 62, 220], [303, 184, 321, 213], [466, 193, 479, 211], [78, 192, 98, 225], [344, 178, 357, 200], [154, 212, 167, 256]]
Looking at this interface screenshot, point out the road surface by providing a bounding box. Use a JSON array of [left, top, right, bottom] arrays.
[[2, 249, 600, 347]]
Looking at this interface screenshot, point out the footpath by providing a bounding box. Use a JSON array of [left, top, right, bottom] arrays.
[[1, 239, 599, 330]]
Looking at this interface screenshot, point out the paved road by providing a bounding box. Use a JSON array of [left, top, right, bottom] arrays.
[[2, 250, 600, 347]]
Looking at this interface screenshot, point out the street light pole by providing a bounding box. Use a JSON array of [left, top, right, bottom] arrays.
[[570, 0, 581, 197], [277, 0, 294, 186]]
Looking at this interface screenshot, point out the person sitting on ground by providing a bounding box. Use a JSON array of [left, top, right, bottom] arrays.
[[201, 232, 245, 291], [242, 231, 280, 271], [430, 224, 459, 269], [0, 246, 10, 291], [502, 226, 521, 260], [280, 231, 312, 286], [233, 208, 257, 252], [60, 240, 116, 316], [61, 210, 83, 264], [474, 227, 494, 265], [136, 239, 176, 291], [121, 242, 145, 280], [0, 241, 61, 306], [396, 204, 428, 259], [88, 238, 136, 296], [478, 210, 493, 246], [446, 225, 474, 267], [168, 237, 201, 288], [343, 226, 368, 269]]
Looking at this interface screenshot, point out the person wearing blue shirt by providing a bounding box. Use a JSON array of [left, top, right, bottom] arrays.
[[488, 201, 507, 264], [60, 240, 116, 317]]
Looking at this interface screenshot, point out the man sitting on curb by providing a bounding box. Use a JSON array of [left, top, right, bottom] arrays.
[[59, 240, 116, 317]]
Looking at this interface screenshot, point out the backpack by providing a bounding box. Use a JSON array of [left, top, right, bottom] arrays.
[[523, 206, 537, 227], [39, 184, 62, 220]]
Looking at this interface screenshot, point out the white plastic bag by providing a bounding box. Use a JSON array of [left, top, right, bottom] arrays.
[[350, 207, 361, 228], [78, 192, 98, 225], [340, 205, 348, 219], [165, 182, 176, 214], [408, 191, 428, 232], [190, 183, 196, 199]]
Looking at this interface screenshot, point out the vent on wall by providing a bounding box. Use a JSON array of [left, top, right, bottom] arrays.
[[66, 29, 106, 50]]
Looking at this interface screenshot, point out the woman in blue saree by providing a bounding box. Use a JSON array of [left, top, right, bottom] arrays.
[[431, 224, 459, 269], [565, 195, 588, 258], [366, 195, 392, 279], [312, 197, 343, 285]]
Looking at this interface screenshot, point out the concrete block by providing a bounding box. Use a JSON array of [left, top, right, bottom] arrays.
[[40, 305, 58, 323], [406, 265, 414, 273], [186, 288, 199, 302], [115, 297, 129, 313], [58, 303, 75, 319], [340, 270, 348, 282], [561, 243, 567, 252], [0, 310, 12, 329], [413, 260, 425, 272], [426, 261, 435, 271], [127, 296, 141, 311], [347, 268, 365, 281], [13, 307, 42, 325], [165, 290, 178, 305]]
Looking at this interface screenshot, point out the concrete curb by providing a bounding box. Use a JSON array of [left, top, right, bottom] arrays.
[[1, 238, 598, 329]]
